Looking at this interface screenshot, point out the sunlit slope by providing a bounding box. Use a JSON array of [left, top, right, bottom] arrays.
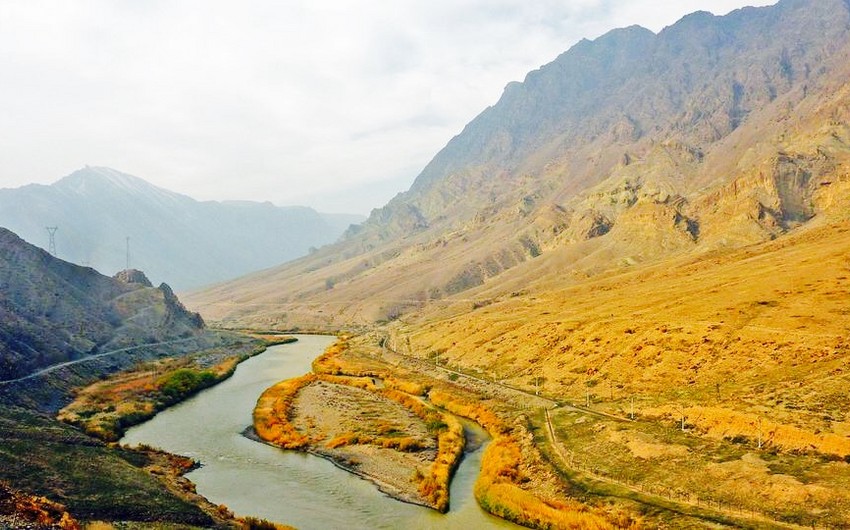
[[388, 217, 850, 432], [185, 0, 850, 330], [186, 79, 850, 331]]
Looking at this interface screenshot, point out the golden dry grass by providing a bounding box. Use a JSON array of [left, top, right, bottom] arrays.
[[398, 220, 850, 440], [253, 374, 317, 449], [644, 405, 850, 458]]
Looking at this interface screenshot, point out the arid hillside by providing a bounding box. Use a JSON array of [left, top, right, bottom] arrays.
[[0, 227, 205, 381], [387, 216, 850, 425], [186, 0, 850, 330]]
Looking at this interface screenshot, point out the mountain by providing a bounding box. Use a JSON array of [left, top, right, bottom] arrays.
[[186, 0, 850, 330], [0, 167, 364, 290], [0, 227, 204, 381]]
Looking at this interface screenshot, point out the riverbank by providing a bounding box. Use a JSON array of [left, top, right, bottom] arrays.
[[252, 337, 644, 529], [120, 335, 522, 529], [25, 333, 296, 528], [59, 334, 287, 441], [244, 422, 442, 511], [253, 361, 465, 512]]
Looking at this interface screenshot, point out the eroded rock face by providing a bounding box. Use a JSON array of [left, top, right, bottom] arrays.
[[186, 0, 850, 329], [113, 268, 153, 287]]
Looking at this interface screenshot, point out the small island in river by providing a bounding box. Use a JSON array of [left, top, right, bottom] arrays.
[[252, 335, 635, 528], [253, 339, 465, 511]]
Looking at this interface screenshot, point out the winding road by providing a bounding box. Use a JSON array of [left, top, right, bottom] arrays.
[[0, 337, 199, 385]]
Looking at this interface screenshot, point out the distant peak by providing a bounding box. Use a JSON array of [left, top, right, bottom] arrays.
[[60, 166, 145, 187], [53, 166, 191, 203], [564, 24, 655, 57], [594, 24, 655, 43], [681, 10, 715, 20]]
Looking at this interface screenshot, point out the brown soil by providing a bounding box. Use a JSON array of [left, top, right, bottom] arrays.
[[291, 380, 437, 506]]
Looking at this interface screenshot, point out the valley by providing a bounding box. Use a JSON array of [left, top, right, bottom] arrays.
[[4, 0, 850, 528], [174, 2, 850, 524]]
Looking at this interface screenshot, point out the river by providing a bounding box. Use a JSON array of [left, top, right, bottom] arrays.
[[122, 335, 518, 529]]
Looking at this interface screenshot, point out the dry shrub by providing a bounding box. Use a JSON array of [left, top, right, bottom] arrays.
[[646, 405, 850, 458], [380, 388, 431, 419], [253, 374, 317, 449], [324, 432, 428, 452], [316, 373, 379, 392], [311, 341, 348, 375], [429, 389, 508, 435], [475, 438, 621, 530], [385, 376, 428, 396], [0, 483, 81, 530], [240, 516, 293, 530], [312, 339, 384, 378], [325, 432, 370, 449], [418, 413, 465, 512]]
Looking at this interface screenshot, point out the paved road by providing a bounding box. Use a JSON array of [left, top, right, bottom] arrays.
[[0, 337, 199, 385]]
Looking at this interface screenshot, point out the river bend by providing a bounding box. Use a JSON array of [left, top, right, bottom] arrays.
[[122, 335, 516, 529]]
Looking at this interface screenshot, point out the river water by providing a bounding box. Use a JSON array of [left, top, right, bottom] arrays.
[[122, 335, 517, 529]]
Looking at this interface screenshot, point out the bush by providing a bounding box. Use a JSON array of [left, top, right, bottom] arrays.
[[159, 369, 217, 400], [242, 516, 280, 530]]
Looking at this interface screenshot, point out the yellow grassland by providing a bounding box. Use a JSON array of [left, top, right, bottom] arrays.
[[393, 221, 850, 455], [645, 405, 850, 457]]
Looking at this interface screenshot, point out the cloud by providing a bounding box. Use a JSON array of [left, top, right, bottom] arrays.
[[0, 0, 776, 214]]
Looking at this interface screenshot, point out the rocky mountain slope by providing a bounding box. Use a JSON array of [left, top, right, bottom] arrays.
[[0, 227, 205, 381], [0, 166, 363, 290], [186, 0, 850, 330]]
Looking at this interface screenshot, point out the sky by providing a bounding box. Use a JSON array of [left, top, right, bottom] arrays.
[[0, 0, 776, 215]]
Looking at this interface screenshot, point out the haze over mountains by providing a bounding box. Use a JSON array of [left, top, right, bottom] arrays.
[[188, 0, 850, 329], [0, 167, 363, 290]]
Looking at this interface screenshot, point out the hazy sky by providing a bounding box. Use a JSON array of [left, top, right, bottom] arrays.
[[0, 1, 775, 215]]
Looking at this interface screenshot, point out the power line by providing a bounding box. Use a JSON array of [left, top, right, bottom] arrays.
[[45, 226, 58, 257]]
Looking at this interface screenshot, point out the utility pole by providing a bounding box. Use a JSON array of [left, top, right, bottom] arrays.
[[630, 395, 636, 420], [45, 226, 58, 256]]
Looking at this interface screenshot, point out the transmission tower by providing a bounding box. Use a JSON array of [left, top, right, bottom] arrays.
[[45, 226, 58, 257]]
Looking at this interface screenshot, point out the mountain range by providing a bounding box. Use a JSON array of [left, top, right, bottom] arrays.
[[2, 0, 850, 526], [186, 0, 850, 330], [181, 4, 850, 523], [0, 166, 363, 290]]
